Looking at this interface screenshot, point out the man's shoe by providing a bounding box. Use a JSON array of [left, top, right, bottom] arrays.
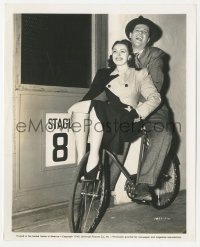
[[134, 183, 152, 201]]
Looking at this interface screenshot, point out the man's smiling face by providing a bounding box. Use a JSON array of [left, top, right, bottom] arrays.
[[130, 24, 150, 51]]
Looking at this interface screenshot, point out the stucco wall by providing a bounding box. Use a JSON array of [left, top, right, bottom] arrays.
[[108, 14, 186, 189]]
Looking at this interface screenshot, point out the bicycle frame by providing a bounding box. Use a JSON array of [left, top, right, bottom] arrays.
[[68, 128, 181, 233], [102, 134, 146, 185]]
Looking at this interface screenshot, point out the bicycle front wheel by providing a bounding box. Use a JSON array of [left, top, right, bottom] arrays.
[[151, 156, 180, 209], [68, 152, 108, 233]]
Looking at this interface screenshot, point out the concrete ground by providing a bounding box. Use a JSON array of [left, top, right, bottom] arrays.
[[13, 190, 186, 234]]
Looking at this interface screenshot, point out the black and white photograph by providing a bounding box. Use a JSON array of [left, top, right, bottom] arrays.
[[3, 1, 197, 243]]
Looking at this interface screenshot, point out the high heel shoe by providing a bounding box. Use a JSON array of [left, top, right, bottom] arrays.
[[82, 165, 99, 181]]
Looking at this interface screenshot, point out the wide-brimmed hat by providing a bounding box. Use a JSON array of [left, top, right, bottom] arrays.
[[125, 16, 162, 44]]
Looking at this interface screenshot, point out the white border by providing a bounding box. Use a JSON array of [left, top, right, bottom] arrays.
[[1, 0, 198, 247]]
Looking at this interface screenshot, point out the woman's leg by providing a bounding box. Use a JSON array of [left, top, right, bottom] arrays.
[[68, 100, 104, 170], [86, 108, 103, 172], [69, 101, 91, 164], [72, 112, 90, 164]]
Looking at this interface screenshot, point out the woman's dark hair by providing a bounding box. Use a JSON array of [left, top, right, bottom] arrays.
[[108, 39, 135, 69]]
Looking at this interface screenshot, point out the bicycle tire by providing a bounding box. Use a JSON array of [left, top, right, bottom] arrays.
[[68, 152, 108, 233], [151, 156, 180, 209]]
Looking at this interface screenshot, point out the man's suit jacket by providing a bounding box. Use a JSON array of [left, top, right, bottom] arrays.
[[137, 46, 169, 122]]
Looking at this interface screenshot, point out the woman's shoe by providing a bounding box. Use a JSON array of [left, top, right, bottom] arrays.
[[82, 165, 99, 181]]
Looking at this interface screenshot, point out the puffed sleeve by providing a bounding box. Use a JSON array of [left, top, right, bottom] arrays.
[[135, 68, 161, 119], [81, 69, 106, 101]]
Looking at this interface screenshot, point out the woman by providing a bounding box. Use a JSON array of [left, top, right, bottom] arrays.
[[68, 39, 161, 179]]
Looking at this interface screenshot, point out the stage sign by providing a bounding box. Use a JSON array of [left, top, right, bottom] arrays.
[[45, 113, 76, 167]]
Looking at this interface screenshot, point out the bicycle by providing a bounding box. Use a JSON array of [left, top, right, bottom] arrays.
[[68, 128, 180, 233]]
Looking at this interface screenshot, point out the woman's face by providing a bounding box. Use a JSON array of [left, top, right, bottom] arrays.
[[112, 43, 129, 66]]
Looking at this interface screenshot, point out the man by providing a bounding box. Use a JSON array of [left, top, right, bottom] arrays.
[[125, 16, 172, 201]]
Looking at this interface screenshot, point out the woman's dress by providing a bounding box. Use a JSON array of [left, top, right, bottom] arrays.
[[81, 67, 161, 153]]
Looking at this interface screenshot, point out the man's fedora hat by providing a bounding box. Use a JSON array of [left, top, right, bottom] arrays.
[[125, 15, 162, 44]]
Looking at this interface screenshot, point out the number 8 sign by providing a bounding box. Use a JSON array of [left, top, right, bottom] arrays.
[[45, 113, 76, 167], [53, 133, 68, 162]]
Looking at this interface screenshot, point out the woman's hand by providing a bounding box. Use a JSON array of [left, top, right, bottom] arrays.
[[134, 117, 141, 123], [125, 106, 142, 123], [124, 106, 132, 112]]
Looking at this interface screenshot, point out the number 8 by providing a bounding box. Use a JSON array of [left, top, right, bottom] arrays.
[[53, 133, 68, 162]]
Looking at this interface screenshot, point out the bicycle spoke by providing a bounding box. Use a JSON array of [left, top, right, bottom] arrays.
[[82, 180, 101, 232], [82, 182, 95, 231], [70, 169, 106, 233], [152, 161, 180, 209], [74, 184, 86, 232]]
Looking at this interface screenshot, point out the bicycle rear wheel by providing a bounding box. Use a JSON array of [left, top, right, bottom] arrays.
[[151, 156, 180, 209], [68, 152, 108, 233]]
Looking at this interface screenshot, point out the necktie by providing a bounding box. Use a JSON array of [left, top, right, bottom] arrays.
[[134, 53, 142, 70]]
